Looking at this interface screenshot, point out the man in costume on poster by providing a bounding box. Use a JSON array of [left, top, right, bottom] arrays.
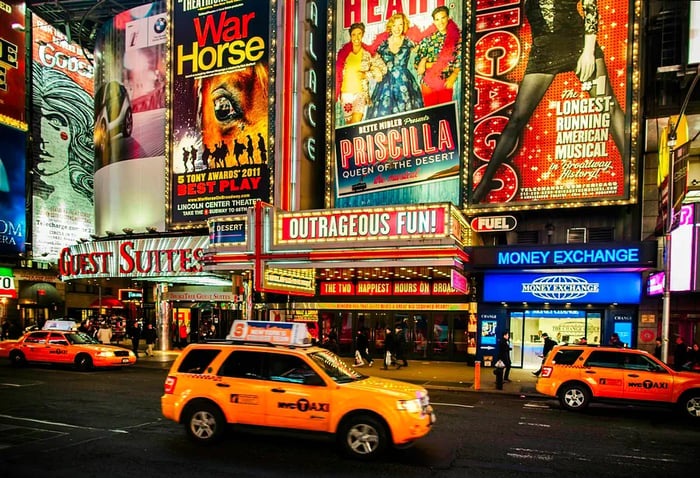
[[413, 6, 461, 107]]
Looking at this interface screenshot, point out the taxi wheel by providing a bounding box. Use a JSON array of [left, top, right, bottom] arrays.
[[75, 354, 93, 372], [678, 391, 700, 420], [9, 351, 25, 367], [339, 414, 387, 460], [559, 383, 590, 411], [185, 402, 225, 444]]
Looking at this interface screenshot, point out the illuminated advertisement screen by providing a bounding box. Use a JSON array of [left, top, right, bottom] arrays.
[[0, 2, 26, 129], [0, 124, 26, 254], [31, 16, 95, 260], [170, 0, 273, 227], [93, 1, 168, 236], [470, 0, 634, 208], [332, 0, 463, 208]]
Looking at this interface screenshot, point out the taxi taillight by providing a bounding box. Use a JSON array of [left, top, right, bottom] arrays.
[[540, 366, 553, 378], [164, 376, 177, 394]]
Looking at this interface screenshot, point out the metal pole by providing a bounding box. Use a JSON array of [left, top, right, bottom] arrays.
[[661, 145, 673, 362], [660, 64, 700, 362]]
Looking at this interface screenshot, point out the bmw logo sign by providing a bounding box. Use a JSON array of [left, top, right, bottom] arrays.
[[154, 17, 166, 34]]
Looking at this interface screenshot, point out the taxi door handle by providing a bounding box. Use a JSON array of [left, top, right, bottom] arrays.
[[627, 374, 640, 378], [216, 383, 230, 388], [271, 388, 286, 393], [585, 371, 596, 374]]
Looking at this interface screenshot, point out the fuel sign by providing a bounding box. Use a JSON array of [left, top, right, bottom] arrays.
[[470, 216, 517, 232]]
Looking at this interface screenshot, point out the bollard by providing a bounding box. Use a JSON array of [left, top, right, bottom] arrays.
[[474, 361, 481, 390]]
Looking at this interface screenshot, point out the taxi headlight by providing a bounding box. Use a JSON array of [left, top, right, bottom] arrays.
[[397, 398, 422, 414], [96, 351, 113, 357]]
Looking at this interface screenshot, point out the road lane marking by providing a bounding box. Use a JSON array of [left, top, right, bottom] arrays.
[[518, 421, 551, 427], [523, 402, 549, 409], [609, 454, 678, 463], [0, 383, 22, 387], [0, 414, 128, 433], [431, 402, 475, 408]]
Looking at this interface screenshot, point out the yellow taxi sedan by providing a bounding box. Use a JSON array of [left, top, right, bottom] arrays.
[[0, 329, 136, 371]]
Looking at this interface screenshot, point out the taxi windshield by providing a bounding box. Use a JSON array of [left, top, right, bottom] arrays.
[[65, 332, 100, 345], [308, 349, 366, 383]]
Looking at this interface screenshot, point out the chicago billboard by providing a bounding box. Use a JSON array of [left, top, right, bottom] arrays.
[[470, 0, 637, 209]]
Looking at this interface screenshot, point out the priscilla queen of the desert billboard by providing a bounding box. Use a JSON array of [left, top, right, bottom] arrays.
[[469, 0, 639, 209], [331, 0, 464, 209]]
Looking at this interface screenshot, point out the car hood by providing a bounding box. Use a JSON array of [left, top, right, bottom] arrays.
[[340, 375, 427, 399], [76, 344, 133, 353]]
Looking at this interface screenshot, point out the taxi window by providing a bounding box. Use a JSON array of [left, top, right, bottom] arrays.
[[25, 332, 49, 344], [622, 353, 666, 372], [585, 351, 627, 369], [552, 349, 584, 365], [268, 354, 320, 385], [219, 351, 265, 380], [178, 349, 221, 374], [49, 333, 69, 346]]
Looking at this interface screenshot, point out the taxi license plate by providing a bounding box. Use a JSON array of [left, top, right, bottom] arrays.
[[121, 358, 130, 363]]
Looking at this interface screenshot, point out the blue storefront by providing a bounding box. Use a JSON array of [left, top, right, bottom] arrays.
[[471, 242, 657, 369]]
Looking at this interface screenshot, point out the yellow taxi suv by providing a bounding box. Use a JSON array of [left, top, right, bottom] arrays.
[[535, 345, 700, 420], [0, 320, 136, 371], [161, 320, 435, 460]]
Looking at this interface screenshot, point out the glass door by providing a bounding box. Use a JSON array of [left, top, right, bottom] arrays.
[[509, 312, 524, 367]]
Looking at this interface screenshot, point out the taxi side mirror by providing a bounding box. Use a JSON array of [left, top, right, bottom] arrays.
[[303, 375, 325, 386]]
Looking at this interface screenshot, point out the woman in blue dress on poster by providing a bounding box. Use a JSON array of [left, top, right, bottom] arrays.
[[367, 13, 423, 119]]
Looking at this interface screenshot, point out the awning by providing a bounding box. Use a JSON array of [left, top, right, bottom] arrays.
[[19, 282, 62, 305], [89, 296, 125, 309]]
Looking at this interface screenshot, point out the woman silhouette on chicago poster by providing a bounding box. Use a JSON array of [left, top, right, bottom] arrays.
[[472, 0, 626, 204]]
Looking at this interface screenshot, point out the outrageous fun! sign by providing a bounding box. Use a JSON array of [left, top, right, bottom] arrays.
[[276, 204, 450, 245], [333, 0, 463, 208], [470, 0, 634, 208], [170, 0, 272, 226]]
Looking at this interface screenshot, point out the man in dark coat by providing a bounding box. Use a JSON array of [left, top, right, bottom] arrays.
[[533, 332, 557, 376], [674, 336, 690, 371], [128, 321, 141, 357], [394, 325, 408, 369], [496, 330, 512, 389]]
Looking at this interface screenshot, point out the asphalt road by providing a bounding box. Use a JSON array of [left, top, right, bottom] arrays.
[[0, 362, 697, 477]]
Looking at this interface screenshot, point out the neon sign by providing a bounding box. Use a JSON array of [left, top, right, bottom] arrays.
[[472, 242, 657, 269], [498, 248, 639, 266], [484, 272, 642, 304]]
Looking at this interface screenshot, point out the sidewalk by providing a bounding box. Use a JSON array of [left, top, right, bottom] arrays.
[[137, 348, 541, 396]]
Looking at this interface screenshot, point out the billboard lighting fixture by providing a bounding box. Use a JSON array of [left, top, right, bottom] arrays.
[[90, 234, 100, 240], [146, 227, 158, 233], [105, 231, 116, 237], [122, 228, 134, 235]]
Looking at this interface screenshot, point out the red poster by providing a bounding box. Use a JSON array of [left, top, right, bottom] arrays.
[[0, 2, 26, 129], [471, 0, 633, 208]]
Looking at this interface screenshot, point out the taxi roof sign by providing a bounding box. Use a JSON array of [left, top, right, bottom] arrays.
[[42, 319, 79, 331], [227, 320, 310, 346]]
